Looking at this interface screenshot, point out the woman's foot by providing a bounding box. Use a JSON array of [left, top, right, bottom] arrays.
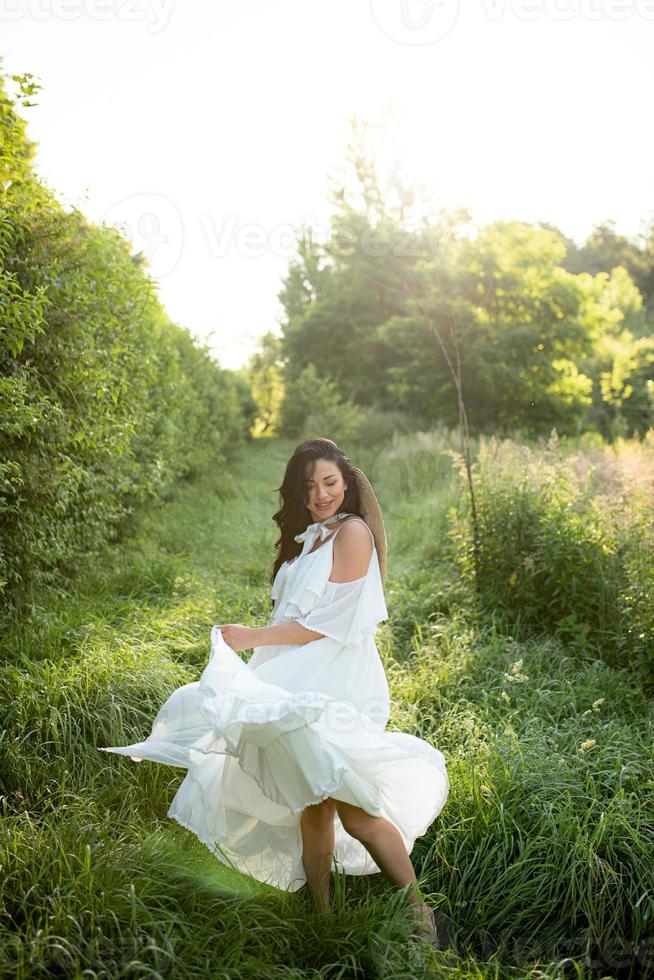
[[299, 882, 329, 917], [411, 901, 440, 947]]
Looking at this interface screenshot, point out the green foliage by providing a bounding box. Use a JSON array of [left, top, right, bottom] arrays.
[[562, 217, 654, 312], [449, 433, 654, 680], [456, 222, 596, 431], [348, 406, 425, 452], [277, 362, 366, 445], [0, 70, 255, 608], [1, 435, 652, 977], [273, 119, 654, 440], [243, 330, 285, 435], [591, 328, 654, 439], [618, 496, 654, 673]]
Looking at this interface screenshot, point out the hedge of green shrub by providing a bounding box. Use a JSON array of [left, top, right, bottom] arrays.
[[1, 70, 256, 612]]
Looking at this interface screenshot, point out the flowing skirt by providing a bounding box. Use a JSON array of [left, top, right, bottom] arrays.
[[98, 625, 449, 891]]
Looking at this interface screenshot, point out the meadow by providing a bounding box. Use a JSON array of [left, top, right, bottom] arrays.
[[1, 431, 652, 979]]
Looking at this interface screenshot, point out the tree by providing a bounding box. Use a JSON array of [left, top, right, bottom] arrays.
[[243, 331, 285, 436]]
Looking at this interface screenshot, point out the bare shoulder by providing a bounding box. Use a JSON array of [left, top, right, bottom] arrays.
[[331, 517, 373, 582], [335, 515, 373, 544]]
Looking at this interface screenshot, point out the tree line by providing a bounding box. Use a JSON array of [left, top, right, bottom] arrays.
[[251, 118, 654, 444]]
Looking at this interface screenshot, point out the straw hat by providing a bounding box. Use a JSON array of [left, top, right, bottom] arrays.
[[351, 466, 387, 588]]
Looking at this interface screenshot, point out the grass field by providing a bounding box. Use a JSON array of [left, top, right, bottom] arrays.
[[1, 434, 652, 979]]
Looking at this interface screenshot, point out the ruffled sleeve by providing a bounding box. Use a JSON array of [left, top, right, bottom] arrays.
[[295, 547, 388, 648], [280, 542, 336, 619]]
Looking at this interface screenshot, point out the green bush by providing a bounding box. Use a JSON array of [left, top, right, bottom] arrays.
[[277, 363, 366, 445], [0, 71, 255, 611], [618, 496, 654, 671], [449, 434, 654, 680]]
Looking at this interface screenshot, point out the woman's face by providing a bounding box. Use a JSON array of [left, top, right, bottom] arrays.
[[304, 458, 348, 523]]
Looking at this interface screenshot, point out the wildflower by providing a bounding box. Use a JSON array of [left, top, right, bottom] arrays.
[[500, 690, 511, 704], [576, 739, 597, 755], [504, 658, 528, 683], [508, 572, 517, 587], [592, 698, 605, 710]]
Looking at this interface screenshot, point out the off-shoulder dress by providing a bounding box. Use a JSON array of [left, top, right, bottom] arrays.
[[98, 513, 449, 891]]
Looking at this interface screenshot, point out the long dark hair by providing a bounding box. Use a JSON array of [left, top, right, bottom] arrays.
[[269, 438, 363, 589]]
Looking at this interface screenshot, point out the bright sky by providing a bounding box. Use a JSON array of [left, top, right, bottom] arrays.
[[3, 0, 654, 369]]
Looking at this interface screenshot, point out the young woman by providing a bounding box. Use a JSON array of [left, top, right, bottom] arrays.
[[99, 438, 450, 944]]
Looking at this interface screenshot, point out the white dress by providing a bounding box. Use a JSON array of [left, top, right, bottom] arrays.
[[98, 514, 449, 892]]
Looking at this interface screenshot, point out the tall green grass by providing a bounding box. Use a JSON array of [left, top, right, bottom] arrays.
[[1, 432, 652, 978], [448, 431, 654, 683]]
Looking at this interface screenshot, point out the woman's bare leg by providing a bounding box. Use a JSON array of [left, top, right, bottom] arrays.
[[334, 800, 437, 939], [300, 798, 336, 915]]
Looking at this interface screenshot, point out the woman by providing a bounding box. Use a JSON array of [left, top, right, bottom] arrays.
[[98, 438, 450, 944]]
